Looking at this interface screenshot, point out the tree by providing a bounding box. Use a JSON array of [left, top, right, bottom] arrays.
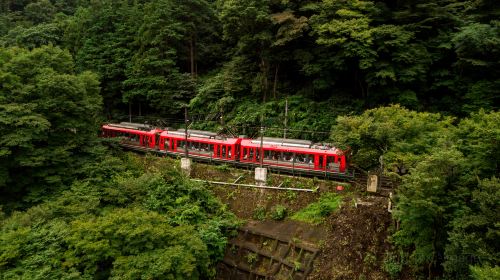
[[444, 177, 500, 279], [455, 110, 500, 178], [393, 148, 467, 277], [0, 45, 102, 203], [0, 155, 237, 279], [330, 104, 452, 172]]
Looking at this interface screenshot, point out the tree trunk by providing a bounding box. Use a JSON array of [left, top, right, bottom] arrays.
[[260, 57, 269, 103], [190, 34, 195, 77], [273, 64, 279, 100]]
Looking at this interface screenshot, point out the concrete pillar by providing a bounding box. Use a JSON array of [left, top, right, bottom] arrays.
[[367, 174, 378, 193], [255, 167, 267, 186], [181, 158, 192, 176], [388, 192, 393, 213]]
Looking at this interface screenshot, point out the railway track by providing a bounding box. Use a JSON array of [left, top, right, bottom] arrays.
[[118, 143, 356, 181], [116, 143, 398, 194]]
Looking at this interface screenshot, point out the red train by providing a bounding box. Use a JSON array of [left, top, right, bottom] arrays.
[[101, 122, 347, 174]]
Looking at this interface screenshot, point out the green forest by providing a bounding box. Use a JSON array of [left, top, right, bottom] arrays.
[[0, 0, 498, 279]]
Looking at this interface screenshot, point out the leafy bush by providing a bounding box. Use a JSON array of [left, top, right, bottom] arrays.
[[0, 154, 238, 279], [291, 193, 342, 224], [215, 164, 231, 172], [470, 265, 500, 280], [383, 252, 403, 279], [270, 205, 288, 220], [253, 206, 267, 221]]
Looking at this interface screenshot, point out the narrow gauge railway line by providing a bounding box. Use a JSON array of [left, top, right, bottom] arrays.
[[102, 122, 356, 182], [118, 142, 356, 182], [108, 127, 398, 194]]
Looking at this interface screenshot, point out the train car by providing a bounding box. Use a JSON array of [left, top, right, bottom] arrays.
[[101, 123, 348, 174], [101, 123, 162, 149], [159, 129, 241, 160], [240, 137, 346, 172]]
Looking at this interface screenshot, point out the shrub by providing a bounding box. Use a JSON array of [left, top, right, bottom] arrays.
[[215, 164, 231, 172], [291, 193, 341, 224], [270, 205, 287, 220], [253, 206, 266, 221], [383, 252, 403, 279]]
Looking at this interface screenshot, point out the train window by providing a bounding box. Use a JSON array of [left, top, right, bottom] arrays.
[[179, 141, 186, 149], [264, 150, 272, 160], [164, 138, 170, 150], [298, 154, 313, 165], [189, 142, 198, 151], [327, 156, 340, 171], [196, 143, 210, 154], [243, 148, 249, 160], [248, 148, 255, 160]]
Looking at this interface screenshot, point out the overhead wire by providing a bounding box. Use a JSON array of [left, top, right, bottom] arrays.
[[117, 113, 334, 136]]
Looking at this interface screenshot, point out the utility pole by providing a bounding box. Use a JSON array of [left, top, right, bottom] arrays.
[[181, 105, 192, 175], [220, 108, 224, 127], [255, 114, 267, 186], [284, 97, 288, 139], [184, 106, 189, 158], [260, 115, 264, 167]]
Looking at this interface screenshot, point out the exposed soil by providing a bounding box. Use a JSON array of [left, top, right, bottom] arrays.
[[308, 196, 393, 280], [211, 185, 320, 220]]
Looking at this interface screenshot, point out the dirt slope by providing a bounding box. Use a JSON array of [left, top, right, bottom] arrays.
[[308, 196, 393, 280]]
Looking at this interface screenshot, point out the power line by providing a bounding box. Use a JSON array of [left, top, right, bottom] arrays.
[[116, 115, 334, 135]]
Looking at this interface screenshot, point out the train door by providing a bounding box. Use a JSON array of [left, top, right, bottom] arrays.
[[173, 139, 178, 151], [316, 155, 327, 170], [213, 144, 218, 158], [139, 135, 144, 146], [161, 137, 170, 151], [241, 147, 246, 161], [153, 133, 160, 149], [340, 156, 346, 172], [220, 145, 228, 159]]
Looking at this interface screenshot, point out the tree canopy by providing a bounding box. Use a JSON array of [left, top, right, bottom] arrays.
[[0, 45, 102, 203], [0, 1, 498, 279]]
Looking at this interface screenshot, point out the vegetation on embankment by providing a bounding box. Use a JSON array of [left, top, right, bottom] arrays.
[[291, 192, 343, 225], [0, 154, 239, 279]]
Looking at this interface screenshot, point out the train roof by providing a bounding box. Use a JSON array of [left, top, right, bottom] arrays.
[[175, 128, 217, 138], [250, 137, 312, 148], [102, 124, 160, 134], [160, 130, 240, 144], [106, 122, 153, 131], [241, 139, 342, 155], [120, 122, 153, 129]]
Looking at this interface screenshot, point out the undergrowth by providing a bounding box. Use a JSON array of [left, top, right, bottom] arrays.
[[291, 192, 342, 224]]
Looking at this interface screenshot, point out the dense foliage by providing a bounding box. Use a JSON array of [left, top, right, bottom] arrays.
[[1, 0, 497, 131], [0, 154, 238, 279], [0, 1, 498, 279], [333, 106, 499, 279], [0, 45, 102, 205]]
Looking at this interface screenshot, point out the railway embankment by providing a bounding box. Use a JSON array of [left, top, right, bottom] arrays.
[[190, 162, 403, 280]]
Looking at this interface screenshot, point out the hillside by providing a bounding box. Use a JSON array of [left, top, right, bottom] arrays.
[[0, 1, 498, 279]]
